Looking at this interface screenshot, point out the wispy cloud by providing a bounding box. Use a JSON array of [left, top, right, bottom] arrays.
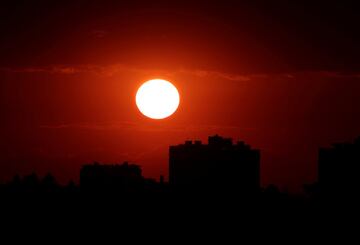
[[176, 69, 252, 81], [40, 121, 138, 130], [40, 121, 256, 133], [1, 64, 360, 81], [0, 64, 253, 81], [91, 29, 108, 38]]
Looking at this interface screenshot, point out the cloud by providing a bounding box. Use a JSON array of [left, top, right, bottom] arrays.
[[40, 121, 256, 133], [0, 64, 162, 77], [1, 64, 360, 82], [0, 64, 253, 81], [0, 66, 90, 75], [40, 121, 138, 130], [91, 30, 108, 38], [177, 69, 252, 81]]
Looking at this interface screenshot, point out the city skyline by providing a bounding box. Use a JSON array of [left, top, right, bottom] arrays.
[[1, 1, 360, 193], [2, 134, 359, 196]]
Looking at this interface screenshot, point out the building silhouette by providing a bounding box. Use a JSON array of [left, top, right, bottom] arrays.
[[169, 135, 260, 193], [318, 137, 360, 197], [80, 162, 144, 192]]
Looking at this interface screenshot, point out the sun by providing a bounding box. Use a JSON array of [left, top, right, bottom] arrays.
[[136, 79, 180, 119]]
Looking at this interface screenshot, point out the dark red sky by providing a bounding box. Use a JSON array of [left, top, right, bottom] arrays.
[[1, 1, 360, 191]]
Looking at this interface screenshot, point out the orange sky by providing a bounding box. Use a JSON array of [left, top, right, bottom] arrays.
[[2, 66, 360, 191], [1, 1, 360, 192]]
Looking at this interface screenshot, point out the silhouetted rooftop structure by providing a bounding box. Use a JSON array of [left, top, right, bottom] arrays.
[[80, 162, 144, 192], [169, 135, 260, 193], [318, 137, 360, 197]]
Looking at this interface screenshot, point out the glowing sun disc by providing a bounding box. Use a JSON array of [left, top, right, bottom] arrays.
[[136, 79, 180, 119]]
